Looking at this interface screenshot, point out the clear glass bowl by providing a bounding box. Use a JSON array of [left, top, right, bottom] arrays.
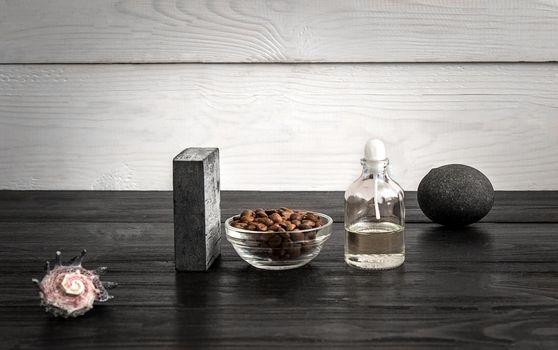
[[225, 213, 333, 270]]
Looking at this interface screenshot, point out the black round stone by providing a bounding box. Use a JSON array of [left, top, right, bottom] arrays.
[[417, 164, 494, 226]]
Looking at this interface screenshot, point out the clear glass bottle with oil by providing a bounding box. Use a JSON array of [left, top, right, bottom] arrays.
[[344, 139, 405, 269]]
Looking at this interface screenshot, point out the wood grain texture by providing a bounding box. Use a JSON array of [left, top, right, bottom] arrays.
[[2, 0, 558, 63], [2, 222, 557, 268], [0, 192, 557, 349], [1, 191, 558, 224], [1, 63, 557, 191]]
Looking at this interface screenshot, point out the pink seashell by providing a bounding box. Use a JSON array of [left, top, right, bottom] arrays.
[[32, 250, 116, 318]]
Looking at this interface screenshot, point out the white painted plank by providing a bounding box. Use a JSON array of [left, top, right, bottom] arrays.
[[0, 63, 557, 190], [1, 0, 558, 63]]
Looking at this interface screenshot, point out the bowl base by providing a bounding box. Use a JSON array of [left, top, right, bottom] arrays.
[[246, 260, 311, 270]]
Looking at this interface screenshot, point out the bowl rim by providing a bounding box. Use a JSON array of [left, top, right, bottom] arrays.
[[224, 211, 333, 235]]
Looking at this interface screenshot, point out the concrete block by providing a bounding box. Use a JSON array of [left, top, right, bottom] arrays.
[[173, 148, 221, 271]]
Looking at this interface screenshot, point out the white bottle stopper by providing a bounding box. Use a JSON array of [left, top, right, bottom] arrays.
[[363, 138, 386, 220], [364, 139, 386, 161]]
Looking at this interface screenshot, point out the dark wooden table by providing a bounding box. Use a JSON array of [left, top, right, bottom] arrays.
[[1, 191, 557, 349]]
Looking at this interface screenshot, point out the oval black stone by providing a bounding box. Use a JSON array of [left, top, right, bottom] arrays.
[[417, 164, 494, 226]]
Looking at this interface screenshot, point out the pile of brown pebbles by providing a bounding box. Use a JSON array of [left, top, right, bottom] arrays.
[[229, 207, 324, 260]]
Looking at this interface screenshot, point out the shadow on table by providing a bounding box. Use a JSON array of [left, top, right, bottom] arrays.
[[174, 262, 219, 346], [37, 305, 116, 348], [173, 258, 329, 346], [233, 263, 328, 299], [414, 224, 495, 270], [417, 225, 493, 247]]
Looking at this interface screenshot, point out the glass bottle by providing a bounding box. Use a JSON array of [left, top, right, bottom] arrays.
[[344, 139, 405, 269]]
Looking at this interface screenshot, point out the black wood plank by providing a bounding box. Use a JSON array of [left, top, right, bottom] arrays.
[[0, 305, 556, 349], [0, 191, 557, 223], [1, 223, 556, 270], [0, 192, 557, 349], [1, 222, 557, 348]]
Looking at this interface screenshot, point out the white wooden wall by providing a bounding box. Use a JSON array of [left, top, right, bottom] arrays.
[[1, 1, 557, 190]]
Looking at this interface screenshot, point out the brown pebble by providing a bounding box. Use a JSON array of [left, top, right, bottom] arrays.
[[268, 234, 282, 247], [259, 232, 273, 241], [255, 223, 268, 231], [269, 223, 281, 231], [298, 223, 312, 230], [241, 215, 255, 223], [280, 209, 293, 216], [255, 210, 268, 218], [290, 213, 303, 221], [288, 244, 302, 258], [286, 223, 297, 231], [270, 213, 283, 223], [241, 209, 254, 217], [304, 212, 319, 220], [233, 222, 248, 229], [279, 231, 290, 239], [290, 231, 304, 241], [282, 241, 293, 248], [302, 220, 316, 228], [255, 217, 273, 226]]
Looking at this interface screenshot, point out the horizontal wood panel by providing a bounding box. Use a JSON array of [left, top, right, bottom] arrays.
[[1, 64, 557, 190], [1, 222, 557, 270], [1, 0, 558, 63], [1, 191, 557, 224], [2, 221, 557, 347], [1, 306, 556, 348], [0, 192, 556, 348]]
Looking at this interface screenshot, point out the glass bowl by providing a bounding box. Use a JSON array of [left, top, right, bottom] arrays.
[[225, 212, 333, 270]]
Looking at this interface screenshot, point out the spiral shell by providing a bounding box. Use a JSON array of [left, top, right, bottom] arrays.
[[32, 250, 116, 318]]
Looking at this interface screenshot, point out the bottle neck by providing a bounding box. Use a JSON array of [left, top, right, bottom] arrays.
[[361, 158, 389, 179]]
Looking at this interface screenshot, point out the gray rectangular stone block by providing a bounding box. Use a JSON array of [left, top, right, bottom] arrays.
[[173, 148, 221, 271]]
